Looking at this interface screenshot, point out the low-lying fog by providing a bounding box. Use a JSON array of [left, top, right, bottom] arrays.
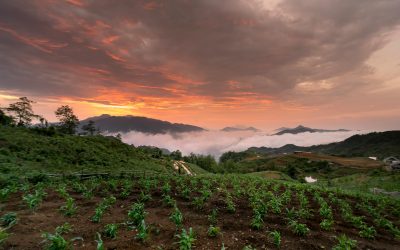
[[106, 130, 366, 159]]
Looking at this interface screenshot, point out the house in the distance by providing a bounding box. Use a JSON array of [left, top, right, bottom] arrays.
[[383, 157, 400, 171]]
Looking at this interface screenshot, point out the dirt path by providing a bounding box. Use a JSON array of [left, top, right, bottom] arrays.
[[173, 161, 194, 176]]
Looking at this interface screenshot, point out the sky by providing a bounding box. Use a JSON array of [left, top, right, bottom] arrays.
[[0, 0, 400, 131]]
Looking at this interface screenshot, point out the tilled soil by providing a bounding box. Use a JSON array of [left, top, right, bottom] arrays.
[[1, 183, 400, 250]]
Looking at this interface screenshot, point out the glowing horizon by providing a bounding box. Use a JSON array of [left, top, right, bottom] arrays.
[[1, 0, 400, 131]]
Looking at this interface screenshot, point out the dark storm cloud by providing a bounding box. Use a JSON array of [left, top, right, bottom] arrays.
[[0, 0, 399, 101]]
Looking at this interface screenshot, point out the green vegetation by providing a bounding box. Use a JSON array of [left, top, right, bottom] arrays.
[[1, 98, 400, 249]]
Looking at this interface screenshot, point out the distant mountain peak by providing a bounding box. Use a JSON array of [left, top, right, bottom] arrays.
[[79, 114, 205, 134], [221, 126, 260, 132], [274, 125, 350, 135]]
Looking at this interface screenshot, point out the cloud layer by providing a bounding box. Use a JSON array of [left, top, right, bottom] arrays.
[[115, 130, 363, 158]]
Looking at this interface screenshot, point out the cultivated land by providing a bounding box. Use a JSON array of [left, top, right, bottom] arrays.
[[1, 126, 400, 249], [1, 175, 400, 249]]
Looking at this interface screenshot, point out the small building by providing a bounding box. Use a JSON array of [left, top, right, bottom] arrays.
[[384, 156, 400, 165], [390, 162, 400, 171]]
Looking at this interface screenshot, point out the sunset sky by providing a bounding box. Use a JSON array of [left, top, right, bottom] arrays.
[[0, 0, 400, 131]]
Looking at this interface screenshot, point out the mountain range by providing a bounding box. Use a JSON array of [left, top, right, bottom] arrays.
[[221, 126, 260, 132], [248, 131, 400, 158], [274, 125, 350, 135], [79, 114, 205, 134]]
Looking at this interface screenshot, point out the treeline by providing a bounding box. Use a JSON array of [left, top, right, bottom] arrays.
[[0, 97, 97, 136]]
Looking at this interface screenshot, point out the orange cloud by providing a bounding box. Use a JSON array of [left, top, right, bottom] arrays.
[[0, 24, 67, 53]]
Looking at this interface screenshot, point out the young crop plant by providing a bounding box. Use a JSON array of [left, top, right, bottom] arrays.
[[200, 188, 212, 201], [0, 188, 11, 202], [320, 219, 334, 231], [225, 193, 236, 213], [359, 225, 376, 239], [297, 207, 313, 220], [91, 195, 116, 223], [41, 232, 68, 250], [268, 197, 282, 214], [170, 206, 183, 229], [60, 197, 77, 217], [139, 190, 152, 202], [96, 232, 105, 250], [128, 202, 147, 226], [162, 194, 176, 207], [208, 209, 218, 226], [251, 210, 264, 230], [56, 185, 69, 199], [192, 196, 205, 210], [207, 225, 220, 237], [319, 203, 333, 220], [0, 227, 10, 245], [135, 220, 148, 242], [175, 227, 196, 250], [269, 230, 281, 248], [162, 182, 171, 194], [332, 234, 357, 250], [104, 224, 118, 239], [55, 222, 73, 235], [22, 193, 41, 211], [286, 207, 297, 220], [288, 220, 310, 236], [1, 212, 17, 228], [180, 187, 191, 201]]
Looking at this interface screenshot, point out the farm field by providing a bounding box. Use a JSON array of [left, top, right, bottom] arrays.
[[1, 175, 400, 249]]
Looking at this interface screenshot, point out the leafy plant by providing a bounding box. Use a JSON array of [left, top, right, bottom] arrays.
[[128, 202, 147, 226], [359, 225, 376, 239], [135, 220, 148, 242], [288, 220, 309, 236], [55, 222, 73, 235], [251, 211, 263, 230], [139, 191, 151, 202], [104, 224, 118, 239], [332, 234, 357, 250], [0, 227, 10, 245], [162, 194, 176, 207], [269, 230, 281, 248], [96, 232, 105, 250], [208, 209, 218, 225], [175, 227, 196, 250], [22, 193, 41, 210], [41, 232, 68, 250], [320, 219, 334, 231], [91, 207, 104, 223], [60, 197, 77, 217], [1, 212, 17, 228], [170, 206, 183, 228], [192, 197, 205, 210], [207, 225, 220, 237]]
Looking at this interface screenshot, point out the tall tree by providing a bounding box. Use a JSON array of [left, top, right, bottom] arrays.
[[55, 105, 79, 134], [82, 120, 97, 135], [0, 109, 14, 126], [5, 97, 40, 126]]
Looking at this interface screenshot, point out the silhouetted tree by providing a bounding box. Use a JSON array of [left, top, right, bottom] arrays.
[[5, 97, 40, 126], [0, 109, 14, 126], [170, 150, 182, 160], [82, 120, 97, 135], [55, 105, 79, 134]]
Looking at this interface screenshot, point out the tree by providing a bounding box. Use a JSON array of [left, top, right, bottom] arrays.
[[5, 97, 40, 126], [55, 105, 79, 134], [170, 150, 182, 160], [0, 109, 14, 126], [82, 120, 97, 135]]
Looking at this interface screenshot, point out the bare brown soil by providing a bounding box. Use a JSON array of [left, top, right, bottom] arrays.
[[293, 153, 384, 169], [1, 182, 400, 250]]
